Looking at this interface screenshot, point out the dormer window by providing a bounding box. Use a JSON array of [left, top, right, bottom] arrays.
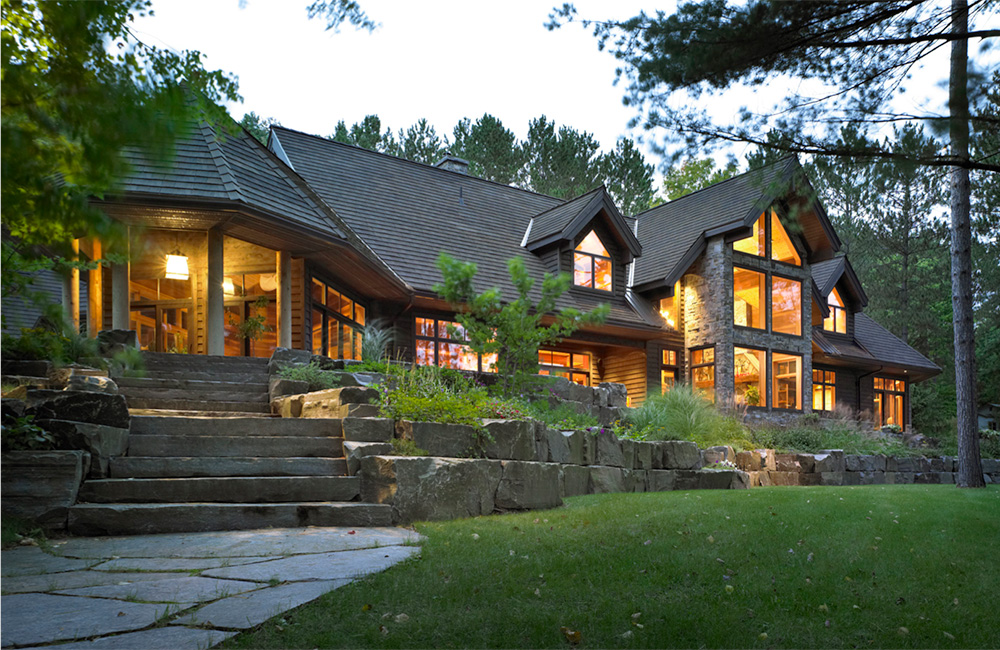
[[824, 288, 847, 334], [574, 230, 612, 292]]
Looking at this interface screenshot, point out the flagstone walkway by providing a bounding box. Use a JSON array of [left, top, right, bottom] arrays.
[[1, 526, 421, 649]]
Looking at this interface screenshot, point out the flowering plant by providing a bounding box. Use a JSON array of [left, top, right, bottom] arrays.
[[704, 459, 737, 470]]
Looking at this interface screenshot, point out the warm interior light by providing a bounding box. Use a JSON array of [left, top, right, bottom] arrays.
[[223, 277, 235, 296], [165, 251, 189, 280]]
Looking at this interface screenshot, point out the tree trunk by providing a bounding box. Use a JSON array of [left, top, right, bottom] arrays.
[[949, 0, 984, 488]]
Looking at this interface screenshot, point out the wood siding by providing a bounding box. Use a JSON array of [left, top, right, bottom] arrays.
[[603, 347, 647, 406]]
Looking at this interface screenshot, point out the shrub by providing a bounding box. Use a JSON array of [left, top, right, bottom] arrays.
[[1, 415, 57, 452], [623, 385, 752, 449], [389, 437, 429, 456], [278, 362, 350, 391], [525, 399, 598, 430], [360, 321, 393, 363], [1, 327, 99, 367], [747, 421, 917, 456]]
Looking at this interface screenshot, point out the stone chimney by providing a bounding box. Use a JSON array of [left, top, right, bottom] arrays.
[[434, 156, 470, 175]]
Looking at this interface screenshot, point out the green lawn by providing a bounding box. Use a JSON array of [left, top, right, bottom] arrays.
[[224, 485, 1000, 649]]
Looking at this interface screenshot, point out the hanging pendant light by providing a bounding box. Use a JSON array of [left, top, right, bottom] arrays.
[[165, 249, 189, 280]]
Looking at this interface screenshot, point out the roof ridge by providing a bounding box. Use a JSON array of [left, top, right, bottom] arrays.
[[198, 122, 242, 202], [635, 155, 797, 219], [270, 125, 565, 202], [530, 185, 603, 220]]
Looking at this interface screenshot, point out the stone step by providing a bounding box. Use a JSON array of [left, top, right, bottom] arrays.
[[115, 377, 270, 391], [130, 416, 343, 437], [128, 435, 343, 458], [68, 502, 392, 535], [127, 408, 277, 418], [123, 398, 271, 413], [119, 386, 270, 403], [123, 370, 271, 383], [139, 352, 270, 369], [79, 476, 360, 503], [110, 456, 348, 478]]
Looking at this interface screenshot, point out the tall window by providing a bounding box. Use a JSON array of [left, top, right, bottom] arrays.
[[813, 370, 836, 412], [824, 288, 847, 334], [538, 350, 591, 386], [661, 349, 679, 393], [733, 267, 766, 329], [874, 377, 906, 428], [691, 347, 715, 403], [414, 317, 496, 372], [224, 273, 278, 358], [734, 347, 766, 407], [311, 278, 365, 361], [130, 277, 192, 354], [771, 275, 802, 336], [733, 209, 801, 266], [658, 281, 680, 329], [772, 352, 802, 410], [574, 230, 612, 292]]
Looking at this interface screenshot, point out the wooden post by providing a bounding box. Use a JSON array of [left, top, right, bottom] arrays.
[[87, 239, 103, 337], [111, 261, 129, 330], [276, 250, 292, 349], [69, 239, 81, 332], [206, 229, 225, 356]]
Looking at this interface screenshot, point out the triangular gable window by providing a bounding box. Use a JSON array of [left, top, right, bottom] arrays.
[[574, 230, 612, 291], [771, 212, 801, 265], [733, 209, 801, 266], [824, 288, 847, 333]]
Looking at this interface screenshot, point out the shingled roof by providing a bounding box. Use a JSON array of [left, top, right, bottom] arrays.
[[526, 186, 642, 260], [270, 127, 654, 329], [811, 256, 869, 307], [118, 120, 346, 242], [854, 313, 939, 375]]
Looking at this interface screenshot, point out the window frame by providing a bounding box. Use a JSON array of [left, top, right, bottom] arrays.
[[572, 230, 614, 293], [812, 368, 837, 412], [771, 350, 803, 411], [734, 345, 767, 408], [690, 345, 716, 403], [732, 207, 803, 268], [660, 348, 680, 393], [823, 287, 848, 335], [413, 315, 495, 373], [309, 275, 367, 361], [538, 349, 592, 386], [770, 272, 803, 337], [873, 376, 907, 429], [733, 265, 767, 330]]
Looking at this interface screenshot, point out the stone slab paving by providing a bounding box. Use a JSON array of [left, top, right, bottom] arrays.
[[1, 526, 421, 649]]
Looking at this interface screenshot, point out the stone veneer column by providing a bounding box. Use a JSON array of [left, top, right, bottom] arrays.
[[206, 229, 225, 356], [276, 250, 292, 349]]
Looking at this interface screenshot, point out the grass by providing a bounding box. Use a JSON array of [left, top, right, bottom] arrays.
[[1, 515, 44, 549], [222, 485, 999, 649]]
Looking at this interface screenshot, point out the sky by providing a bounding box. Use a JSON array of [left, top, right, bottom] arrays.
[[130, 0, 990, 175]]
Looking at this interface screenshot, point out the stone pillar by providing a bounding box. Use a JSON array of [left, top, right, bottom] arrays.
[[68, 239, 81, 331], [276, 250, 292, 349], [111, 261, 129, 330], [87, 239, 103, 338], [206, 229, 225, 356]]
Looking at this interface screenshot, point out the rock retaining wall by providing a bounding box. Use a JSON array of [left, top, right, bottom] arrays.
[[736, 450, 1000, 486]]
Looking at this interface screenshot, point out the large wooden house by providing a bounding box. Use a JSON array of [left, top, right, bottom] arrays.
[[5, 115, 939, 429]]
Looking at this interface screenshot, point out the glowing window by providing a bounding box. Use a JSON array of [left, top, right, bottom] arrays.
[[538, 349, 591, 386], [873, 376, 906, 428], [734, 347, 766, 407], [691, 347, 715, 403], [574, 230, 612, 292], [771, 212, 801, 265], [771, 276, 802, 336], [733, 267, 765, 329], [812, 370, 836, 412], [824, 288, 847, 334], [414, 317, 496, 373], [772, 352, 802, 410], [661, 349, 679, 393], [733, 213, 766, 257]]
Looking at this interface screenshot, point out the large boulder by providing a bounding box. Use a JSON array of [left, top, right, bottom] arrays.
[[26, 390, 129, 429], [495, 461, 562, 510], [396, 421, 479, 458], [359, 456, 503, 524], [66, 375, 118, 395], [545, 428, 571, 463], [560, 464, 591, 497], [589, 466, 625, 493], [343, 417, 394, 442], [633, 441, 655, 470], [269, 378, 310, 401], [813, 450, 845, 473], [96, 329, 138, 356], [646, 469, 677, 492], [594, 430, 624, 467], [598, 382, 628, 408], [35, 419, 128, 478], [1, 450, 90, 529], [623, 469, 647, 492], [343, 441, 393, 476], [267, 347, 314, 374], [482, 420, 536, 461], [298, 386, 378, 418], [658, 441, 701, 470]]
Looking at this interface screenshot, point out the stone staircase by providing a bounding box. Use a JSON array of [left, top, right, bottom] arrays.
[[68, 353, 391, 535]]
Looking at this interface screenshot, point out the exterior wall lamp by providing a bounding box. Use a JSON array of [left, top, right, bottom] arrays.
[[165, 250, 190, 280]]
